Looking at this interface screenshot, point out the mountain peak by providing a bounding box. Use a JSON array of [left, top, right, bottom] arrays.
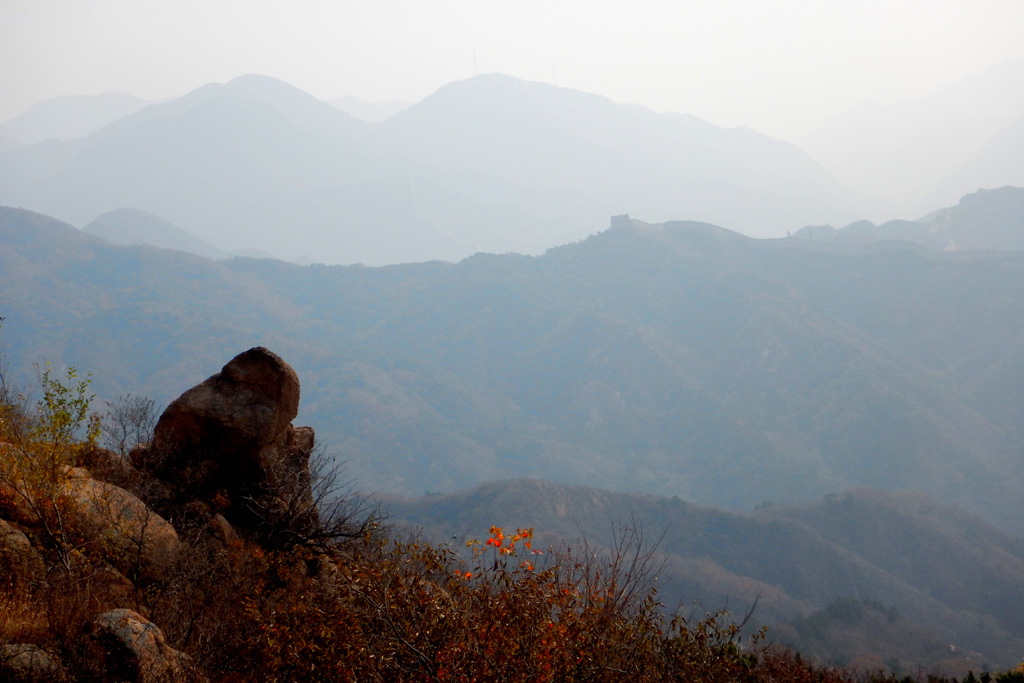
[[1, 73, 863, 263], [0, 92, 152, 147], [83, 207, 228, 260]]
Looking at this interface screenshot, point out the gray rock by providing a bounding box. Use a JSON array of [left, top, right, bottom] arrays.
[[90, 608, 196, 683], [0, 643, 66, 682]]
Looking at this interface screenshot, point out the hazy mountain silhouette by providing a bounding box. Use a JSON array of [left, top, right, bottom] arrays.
[[794, 186, 1024, 251], [84, 208, 229, 260], [0, 73, 866, 265], [0, 92, 152, 149], [2, 199, 1023, 536], [377, 74, 865, 238]]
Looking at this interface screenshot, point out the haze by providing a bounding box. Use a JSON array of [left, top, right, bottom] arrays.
[[6, 2, 1024, 673], [4, 0, 1023, 143]]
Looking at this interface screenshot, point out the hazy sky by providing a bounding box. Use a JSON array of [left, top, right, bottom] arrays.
[[3, 0, 1024, 142]]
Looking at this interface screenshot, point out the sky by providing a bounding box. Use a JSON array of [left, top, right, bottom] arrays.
[[2, 0, 1024, 143]]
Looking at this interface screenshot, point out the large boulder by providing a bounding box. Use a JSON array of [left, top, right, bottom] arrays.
[[59, 467, 179, 580], [90, 609, 196, 683], [140, 348, 316, 530], [152, 347, 300, 462]]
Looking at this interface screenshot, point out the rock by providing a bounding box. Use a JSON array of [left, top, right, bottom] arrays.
[[259, 424, 317, 508], [63, 465, 90, 479], [77, 446, 141, 489], [0, 517, 32, 552], [152, 346, 300, 462], [59, 472, 179, 580], [90, 608, 196, 683], [141, 348, 315, 530], [90, 560, 138, 607], [209, 513, 239, 547], [0, 643, 67, 682], [0, 518, 44, 581]]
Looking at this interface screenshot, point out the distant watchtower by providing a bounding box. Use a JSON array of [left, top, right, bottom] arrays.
[[610, 214, 631, 229]]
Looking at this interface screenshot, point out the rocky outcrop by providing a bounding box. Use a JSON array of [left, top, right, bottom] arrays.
[[0, 348, 315, 681], [139, 347, 316, 530], [150, 347, 299, 467], [90, 609, 196, 683]]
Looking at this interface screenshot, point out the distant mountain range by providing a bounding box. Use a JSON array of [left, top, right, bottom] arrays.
[[0, 92, 152, 150], [84, 208, 229, 260], [2, 190, 1023, 533], [795, 186, 1024, 251], [83, 207, 276, 260], [7, 62, 1024, 258], [0, 73, 866, 265], [81, 185, 1024, 263]]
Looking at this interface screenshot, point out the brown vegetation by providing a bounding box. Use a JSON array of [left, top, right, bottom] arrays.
[[2, 346, 1023, 681]]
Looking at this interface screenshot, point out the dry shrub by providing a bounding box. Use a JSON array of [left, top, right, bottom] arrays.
[[0, 587, 46, 644], [216, 525, 772, 682]]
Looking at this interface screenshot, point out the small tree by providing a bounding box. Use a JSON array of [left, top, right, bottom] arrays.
[[102, 394, 158, 458], [30, 363, 100, 476], [0, 363, 100, 570]]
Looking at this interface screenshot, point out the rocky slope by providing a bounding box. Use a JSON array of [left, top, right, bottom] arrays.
[[0, 347, 317, 682]]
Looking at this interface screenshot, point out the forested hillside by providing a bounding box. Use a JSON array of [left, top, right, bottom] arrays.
[[2, 203, 1024, 532]]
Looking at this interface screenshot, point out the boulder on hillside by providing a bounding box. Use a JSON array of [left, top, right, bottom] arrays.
[[138, 347, 316, 532], [77, 445, 142, 490], [151, 347, 300, 461], [89, 609, 196, 683], [59, 466, 180, 580]]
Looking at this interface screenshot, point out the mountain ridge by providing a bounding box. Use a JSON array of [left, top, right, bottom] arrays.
[[794, 186, 1024, 251], [0, 73, 867, 265], [0, 92, 152, 149], [2, 197, 1023, 536], [84, 207, 229, 260]]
